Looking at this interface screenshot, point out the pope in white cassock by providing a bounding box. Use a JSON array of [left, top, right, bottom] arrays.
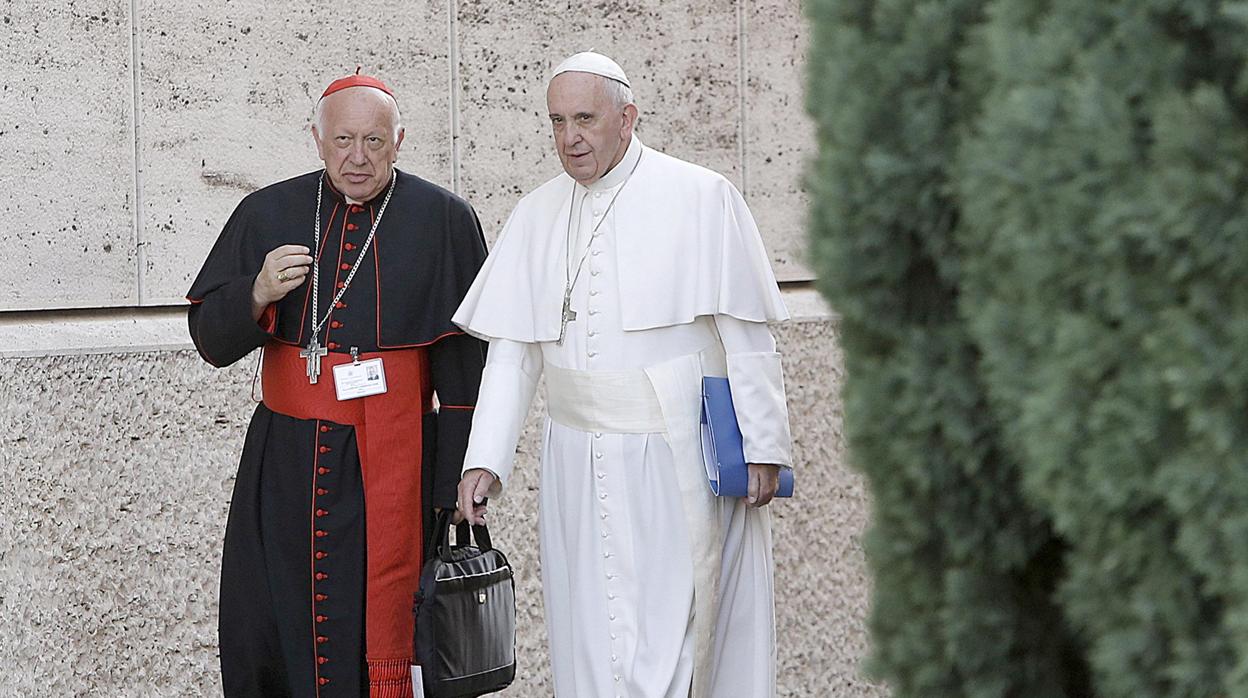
[[453, 51, 794, 698]]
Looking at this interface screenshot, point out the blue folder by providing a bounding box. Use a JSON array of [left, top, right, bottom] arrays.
[[700, 376, 794, 498]]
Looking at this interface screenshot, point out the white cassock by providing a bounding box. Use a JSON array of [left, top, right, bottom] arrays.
[[453, 136, 793, 698]]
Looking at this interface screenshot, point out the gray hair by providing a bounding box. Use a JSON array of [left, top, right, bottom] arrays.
[[312, 89, 404, 141], [601, 77, 635, 110]]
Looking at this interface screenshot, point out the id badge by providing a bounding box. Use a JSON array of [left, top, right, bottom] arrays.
[[410, 664, 425, 697], [332, 356, 388, 401]]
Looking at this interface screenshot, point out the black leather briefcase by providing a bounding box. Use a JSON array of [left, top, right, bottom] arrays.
[[413, 510, 516, 697]]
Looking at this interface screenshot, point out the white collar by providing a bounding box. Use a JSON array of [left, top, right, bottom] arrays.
[[582, 136, 643, 192]]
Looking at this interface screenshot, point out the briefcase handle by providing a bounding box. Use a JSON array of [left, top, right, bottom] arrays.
[[428, 508, 494, 562]]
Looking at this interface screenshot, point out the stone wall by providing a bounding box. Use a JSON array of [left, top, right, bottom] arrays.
[[2, 0, 812, 312], [1, 1, 885, 695]]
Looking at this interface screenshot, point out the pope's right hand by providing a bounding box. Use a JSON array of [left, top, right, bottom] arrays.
[[251, 245, 313, 319], [456, 468, 497, 525]]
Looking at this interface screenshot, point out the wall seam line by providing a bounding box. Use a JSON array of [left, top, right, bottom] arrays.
[[129, 0, 146, 305], [737, 0, 749, 197], [448, 0, 461, 195]]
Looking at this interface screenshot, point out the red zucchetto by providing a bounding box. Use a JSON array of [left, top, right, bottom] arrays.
[[320, 71, 395, 100]]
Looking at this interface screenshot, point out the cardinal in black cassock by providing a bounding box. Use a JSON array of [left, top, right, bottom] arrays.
[[187, 73, 487, 698]]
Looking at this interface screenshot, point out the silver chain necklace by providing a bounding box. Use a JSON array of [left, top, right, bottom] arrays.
[[558, 150, 643, 345], [299, 170, 397, 384]]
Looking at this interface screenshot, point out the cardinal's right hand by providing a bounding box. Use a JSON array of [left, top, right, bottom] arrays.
[[251, 245, 313, 320]]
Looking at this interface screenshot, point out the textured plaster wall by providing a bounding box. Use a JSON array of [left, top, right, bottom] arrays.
[[2, 0, 813, 311], [0, 320, 885, 697]]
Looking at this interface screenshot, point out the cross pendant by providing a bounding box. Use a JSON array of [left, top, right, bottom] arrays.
[[300, 339, 328, 384], [557, 292, 577, 346]]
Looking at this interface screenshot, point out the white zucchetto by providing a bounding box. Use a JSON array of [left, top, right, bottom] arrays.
[[550, 51, 631, 88]]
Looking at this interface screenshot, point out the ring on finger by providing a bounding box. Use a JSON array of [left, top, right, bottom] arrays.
[[277, 270, 289, 282]]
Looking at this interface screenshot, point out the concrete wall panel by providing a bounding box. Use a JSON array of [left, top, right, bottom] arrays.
[[455, 0, 743, 240], [745, 0, 816, 282], [137, 0, 452, 305], [0, 320, 881, 696], [0, 2, 137, 310]]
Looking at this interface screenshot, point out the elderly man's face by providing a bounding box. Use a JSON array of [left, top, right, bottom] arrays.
[[547, 72, 636, 184], [312, 87, 404, 202]]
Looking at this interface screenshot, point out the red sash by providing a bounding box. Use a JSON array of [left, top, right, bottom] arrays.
[[262, 341, 431, 698]]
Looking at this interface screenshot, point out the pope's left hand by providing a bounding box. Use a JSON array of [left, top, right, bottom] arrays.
[[747, 463, 782, 507]]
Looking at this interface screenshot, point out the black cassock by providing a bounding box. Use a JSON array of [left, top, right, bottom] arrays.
[[187, 169, 487, 698]]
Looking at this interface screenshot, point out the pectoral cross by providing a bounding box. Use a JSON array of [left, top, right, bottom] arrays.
[[557, 289, 577, 346], [300, 339, 328, 384]]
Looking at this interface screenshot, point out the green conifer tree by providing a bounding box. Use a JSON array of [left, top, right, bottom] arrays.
[[810, 0, 1248, 695]]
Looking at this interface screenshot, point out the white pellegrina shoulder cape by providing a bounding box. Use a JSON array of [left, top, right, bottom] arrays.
[[453, 139, 789, 341]]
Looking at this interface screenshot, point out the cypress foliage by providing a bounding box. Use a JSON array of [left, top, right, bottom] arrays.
[[810, 0, 1248, 695], [956, 1, 1248, 696], [806, 1, 1086, 696]]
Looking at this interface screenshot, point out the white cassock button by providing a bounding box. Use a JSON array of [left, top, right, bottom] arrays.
[[610, 633, 617, 639], [612, 654, 618, 662], [597, 472, 606, 480], [609, 614, 616, 621], [608, 593, 616, 599], [595, 452, 603, 459], [592, 249, 602, 256], [590, 289, 600, 296], [599, 493, 608, 500], [614, 675, 621, 682], [604, 552, 612, 559], [600, 513, 609, 520], [601, 532, 609, 539], [594, 432, 603, 439], [588, 351, 599, 357], [589, 309, 600, 315], [591, 269, 601, 277], [595, 191, 604, 198]]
